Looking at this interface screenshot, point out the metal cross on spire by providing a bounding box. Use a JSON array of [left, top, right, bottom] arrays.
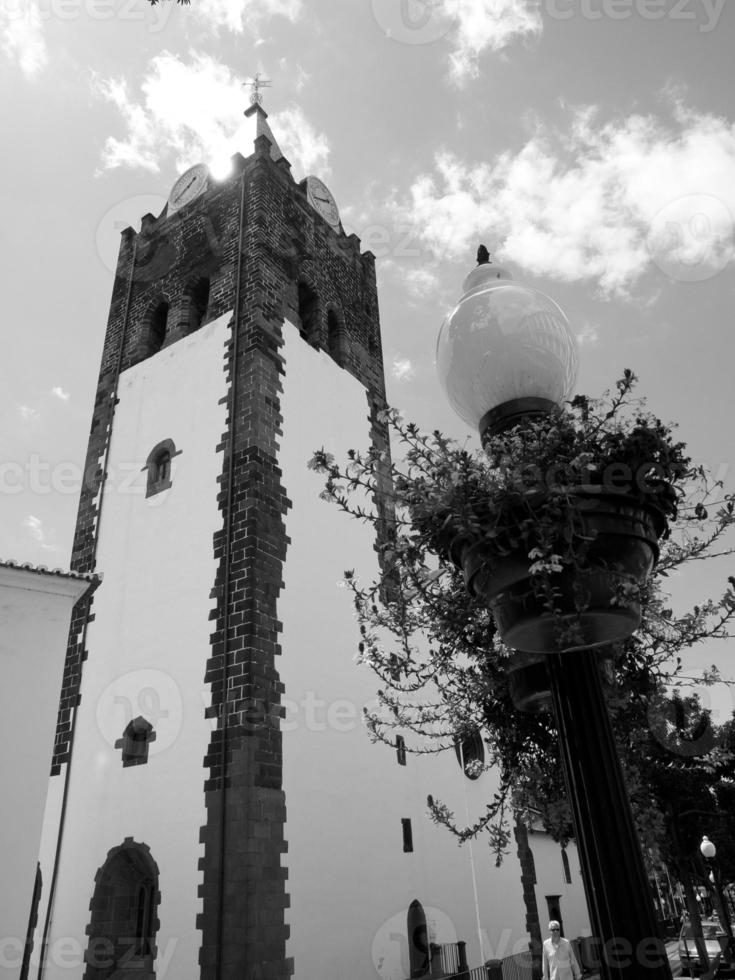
[[244, 72, 272, 107]]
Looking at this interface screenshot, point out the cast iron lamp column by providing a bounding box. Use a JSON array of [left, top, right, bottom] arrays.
[[436, 253, 672, 980], [701, 836, 734, 948]]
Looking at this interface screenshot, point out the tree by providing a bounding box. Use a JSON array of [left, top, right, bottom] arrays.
[[309, 373, 735, 967]]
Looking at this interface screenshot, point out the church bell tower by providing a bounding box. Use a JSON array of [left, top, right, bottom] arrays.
[[29, 96, 589, 980], [32, 101, 388, 980]]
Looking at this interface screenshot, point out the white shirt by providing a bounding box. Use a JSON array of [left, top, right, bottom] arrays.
[[542, 936, 581, 980]]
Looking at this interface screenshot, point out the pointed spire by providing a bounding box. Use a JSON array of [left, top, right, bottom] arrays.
[[241, 74, 284, 163]]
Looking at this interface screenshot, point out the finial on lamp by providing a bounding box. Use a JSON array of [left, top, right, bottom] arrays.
[[477, 244, 490, 266]]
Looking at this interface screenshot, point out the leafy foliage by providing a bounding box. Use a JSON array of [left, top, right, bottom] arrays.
[[309, 372, 735, 865]]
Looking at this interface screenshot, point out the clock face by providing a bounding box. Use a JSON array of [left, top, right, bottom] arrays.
[[168, 164, 208, 214], [306, 176, 341, 230]]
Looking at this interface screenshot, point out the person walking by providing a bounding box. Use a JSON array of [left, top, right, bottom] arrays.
[[542, 921, 582, 980]]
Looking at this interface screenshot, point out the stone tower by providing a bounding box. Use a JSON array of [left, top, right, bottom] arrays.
[[31, 104, 388, 980]]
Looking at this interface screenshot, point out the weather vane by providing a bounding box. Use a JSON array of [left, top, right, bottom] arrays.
[[244, 72, 272, 107]]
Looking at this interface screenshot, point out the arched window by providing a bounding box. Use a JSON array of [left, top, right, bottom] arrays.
[[114, 716, 156, 767], [143, 438, 180, 498], [83, 840, 159, 980], [454, 730, 485, 780], [185, 277, 211, 334], [326, 308, 344, 365], [147, 300, 169, 355], [297, 282, 318, 343]]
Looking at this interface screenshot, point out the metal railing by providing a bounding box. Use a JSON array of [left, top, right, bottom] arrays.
[[441, 949, 534, 980], [439, 943, 463, 975], [501, 950, 534, 980]]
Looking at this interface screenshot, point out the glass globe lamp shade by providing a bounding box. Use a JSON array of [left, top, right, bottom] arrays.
[[701, 836, 716, 859], [436, 262, 578, 437]]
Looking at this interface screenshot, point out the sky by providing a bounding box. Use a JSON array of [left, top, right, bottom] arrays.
[[1, 0, 734, 716]]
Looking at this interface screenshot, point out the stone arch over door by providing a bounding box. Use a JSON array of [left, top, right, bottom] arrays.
[[83, 838, 160, 980]]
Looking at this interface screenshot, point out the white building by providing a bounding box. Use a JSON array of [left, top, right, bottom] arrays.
[[0, 562, 95, 980]]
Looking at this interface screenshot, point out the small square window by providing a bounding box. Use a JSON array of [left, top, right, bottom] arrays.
[[114, 716, 156, 767]]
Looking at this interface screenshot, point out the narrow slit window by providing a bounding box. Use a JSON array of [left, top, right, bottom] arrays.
[[327, 309, 343, 364], [148, 300, 169, 355], [562, 847, 572, 884], [402, 818, 413, 853], [298, 282, 318, 343], [187, 277, 211, 333]]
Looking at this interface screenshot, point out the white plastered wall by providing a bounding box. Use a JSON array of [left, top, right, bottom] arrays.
[[278, 324, 589, 979], [34, 312, 230, 980], [0, 569, 90, 980], [529, 831, 590, 943]]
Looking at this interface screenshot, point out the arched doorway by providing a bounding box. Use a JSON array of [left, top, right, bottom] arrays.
[[83, 839, 159, 980], [407, 899, 429, 978]]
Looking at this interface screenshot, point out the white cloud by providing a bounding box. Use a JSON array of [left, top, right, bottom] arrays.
[[92, 52, 329, 178], [18, 404, 39, 422], [443, 0, 543, 84], [0, 2, 48, 78], [393, 104, 735, 296], [392, 357, 415, 381], [278, 58, 310, 94], [576, 322, 599, 347], [24, 515, 57, 551], [404, 267, 441, 298], [273, 106, 330, 176], [51, 386, 70, 402], [191, 0, 302, 34]]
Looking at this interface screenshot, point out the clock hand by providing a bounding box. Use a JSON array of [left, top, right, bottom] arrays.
[[174, 176, 198, 202]]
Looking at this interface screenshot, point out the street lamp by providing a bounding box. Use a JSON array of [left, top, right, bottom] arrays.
[[436, 252, 673, 980], [701, 836, 734, 948]]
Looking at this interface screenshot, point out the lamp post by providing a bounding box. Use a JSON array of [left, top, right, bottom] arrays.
[[435, 252, 672, 980], [701, 836, 734, 949]]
